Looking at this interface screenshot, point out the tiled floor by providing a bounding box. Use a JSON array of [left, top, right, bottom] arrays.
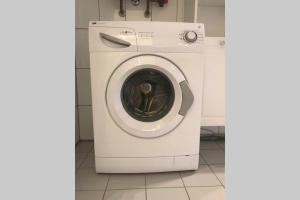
[[76, 140, 225, 200]]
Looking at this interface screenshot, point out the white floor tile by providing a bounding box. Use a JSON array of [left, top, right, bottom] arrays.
[[146, 172, 183, 188], [76, 168, 109, 190], [181, 165, 222, 186], [201, 150, 225, 164], [147, 188, 189, 200], [210, 164, 225, 185], [107, 174, 145, 189], [76, 153, 88, 169], [80, 154, 95, 168], [104, 189, 145, 200], [200, 141, 221, 150], [76, 141, 93, 153], [75, 190, 104, 200], [187, 186, 225, 200]]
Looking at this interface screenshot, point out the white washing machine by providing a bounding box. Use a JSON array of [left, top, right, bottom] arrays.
[[89, 21, 205, 173]]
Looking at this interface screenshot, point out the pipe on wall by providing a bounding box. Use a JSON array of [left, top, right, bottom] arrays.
[[144, 0, 151, 18], [119, 0, 125, 17]]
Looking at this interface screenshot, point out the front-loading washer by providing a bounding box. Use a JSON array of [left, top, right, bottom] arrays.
[[89, 21, 205, 173]]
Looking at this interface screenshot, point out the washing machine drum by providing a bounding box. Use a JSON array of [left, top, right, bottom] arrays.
[[121, 68, 175, 122], [106, 55, 194, 138]]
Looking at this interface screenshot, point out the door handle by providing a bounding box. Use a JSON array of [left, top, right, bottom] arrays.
[[99, 33, 131, 48], [178, 80, 194, 116]]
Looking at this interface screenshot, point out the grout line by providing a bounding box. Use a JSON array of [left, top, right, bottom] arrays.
[[75, 27, 88, 30], [98, 0, 101, 21], [145, 174, 147, 200], [205, 159, 225, 188], [76, 104, 92, 107], [186, 185, 223, 188], [199, 154, 208, 165], [208, 164, 224, 187], [215, 141, 225, 152], [76, 67, 90, 69], [146, 186, 189, 189], [76, 186, 225, 192], [75, 142, 94, 169], [179, 172, 191, 200], [101, 175, 110, 200], [75, 70, 81, 141], [208, 163, 225, 188], [150, 1, 153, 21], [124, 0, 127, 21]]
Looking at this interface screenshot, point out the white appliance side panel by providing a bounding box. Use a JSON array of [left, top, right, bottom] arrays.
[[90, 52, 204, 158], [202, 37, 225, 126]]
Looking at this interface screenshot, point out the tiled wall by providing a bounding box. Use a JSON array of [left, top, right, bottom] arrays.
[[198, 1, 225, 37], [75, 0, 225, 141]]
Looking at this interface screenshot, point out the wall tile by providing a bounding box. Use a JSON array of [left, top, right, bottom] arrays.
[[75, 29, 90, 68], [78, 106, 94, 140], [99, 0, 126, 21], [184, 0, 196, 22], [197, 6, 225, 36], [76, 69, 92, 105], [151, 0, 177, 22], [76, 0, 99, 28], [126, 0, 151, 21]]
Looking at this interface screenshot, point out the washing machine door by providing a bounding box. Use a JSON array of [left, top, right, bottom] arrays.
[[106, 55, 194, 138]]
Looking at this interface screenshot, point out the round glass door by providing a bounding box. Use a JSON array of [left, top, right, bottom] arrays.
[[121, 68, 175, 122], [106, 55, 189, 138]]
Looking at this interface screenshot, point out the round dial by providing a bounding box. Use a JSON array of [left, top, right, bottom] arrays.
[[184, 31, 197, 43]]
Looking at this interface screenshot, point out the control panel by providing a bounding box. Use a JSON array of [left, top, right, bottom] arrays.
[[89, 21, 205, 53]]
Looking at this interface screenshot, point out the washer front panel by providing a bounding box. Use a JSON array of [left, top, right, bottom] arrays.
[[106, 55, 186, 138]]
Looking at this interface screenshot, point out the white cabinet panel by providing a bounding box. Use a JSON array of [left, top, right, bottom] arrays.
[[75, 0, 99, 28], [151, 0, 177, 22], [99, 0, 125, 21], [202, 37, 225, 126]]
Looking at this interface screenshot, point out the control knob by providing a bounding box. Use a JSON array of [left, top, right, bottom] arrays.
[[183, 31, 197, 43]]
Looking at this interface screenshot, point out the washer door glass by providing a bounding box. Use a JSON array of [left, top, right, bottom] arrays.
[[121, 68, 175, 122]]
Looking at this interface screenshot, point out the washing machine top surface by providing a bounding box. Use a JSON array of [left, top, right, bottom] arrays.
[[89, 21, 205, 53]]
